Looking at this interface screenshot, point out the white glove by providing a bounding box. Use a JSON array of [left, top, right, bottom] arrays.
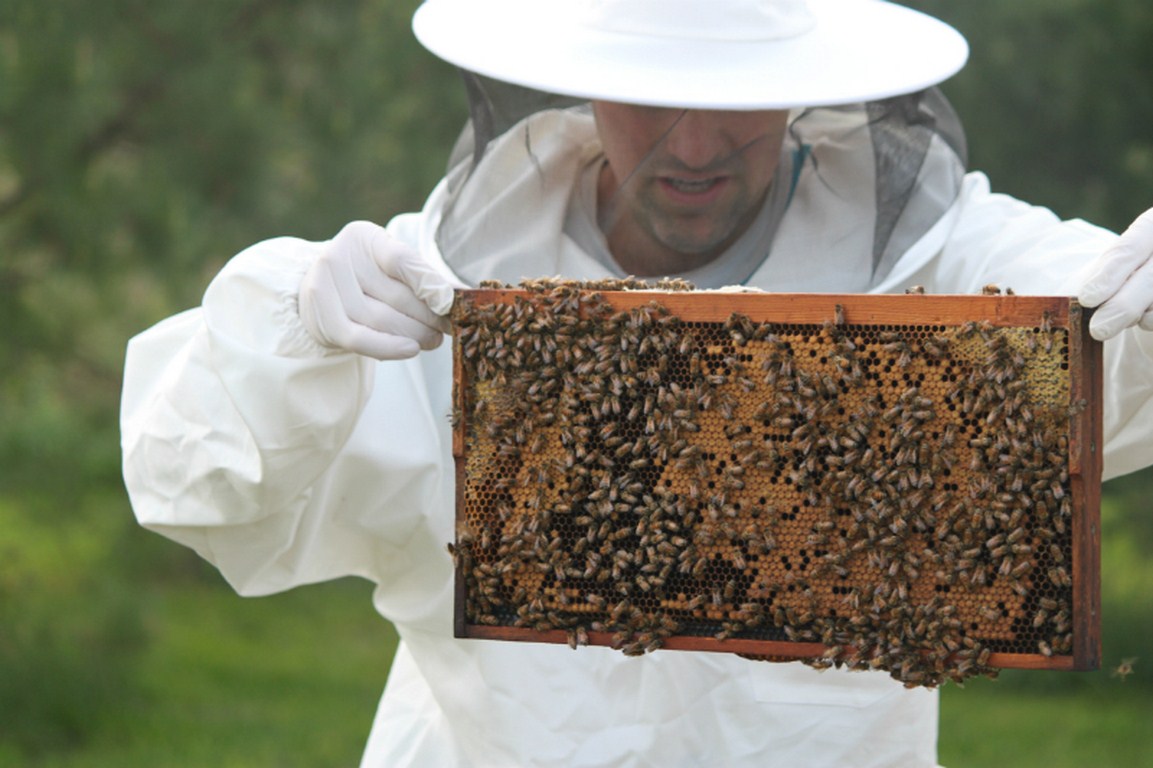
[[1078, 207, 1153, 341], [299, 220, 456, 360]]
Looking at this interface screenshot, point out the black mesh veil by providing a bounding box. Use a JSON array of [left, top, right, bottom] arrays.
[[865, 88, 968, 278], [449, 72, 586, 172], [435, 71, 968, 290]]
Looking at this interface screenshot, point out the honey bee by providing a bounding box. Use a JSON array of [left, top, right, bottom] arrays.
[[979, 606, 1001, 622], [1048, 566, 1072, 588], [1111, 657, 1138, 682]]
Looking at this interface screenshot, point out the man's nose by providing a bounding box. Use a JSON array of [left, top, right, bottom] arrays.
[[661, 110, 730, 171]]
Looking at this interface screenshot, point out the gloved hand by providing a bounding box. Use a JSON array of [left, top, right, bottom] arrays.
[[299, 220, 457, 360], [1078, 207, 1153, 341]]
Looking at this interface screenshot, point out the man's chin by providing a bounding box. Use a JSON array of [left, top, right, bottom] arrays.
[[652, 227, 739, 266]]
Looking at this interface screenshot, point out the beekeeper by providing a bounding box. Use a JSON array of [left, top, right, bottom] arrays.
[[120, 0, 1153, 765]]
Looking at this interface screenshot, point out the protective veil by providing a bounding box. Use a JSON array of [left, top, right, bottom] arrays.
[[436, 75, 968, 292]]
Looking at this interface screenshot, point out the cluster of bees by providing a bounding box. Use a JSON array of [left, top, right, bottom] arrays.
[[451, 278, 1082, 688]]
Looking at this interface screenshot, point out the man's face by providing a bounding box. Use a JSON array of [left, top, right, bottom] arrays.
[[592, 102, 790, 274]]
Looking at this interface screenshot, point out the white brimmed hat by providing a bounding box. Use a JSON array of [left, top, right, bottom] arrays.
[[413, 0, 968, 110]]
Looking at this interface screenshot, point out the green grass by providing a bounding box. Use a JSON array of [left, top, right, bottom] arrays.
[[939, 675, 1153, 767], [18, 578, 397, 768], [8, 570, 1148, 767]]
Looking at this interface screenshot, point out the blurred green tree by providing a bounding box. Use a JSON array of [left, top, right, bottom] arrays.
[[904, 0, 1153, 233], [0, 0, 464, 755]]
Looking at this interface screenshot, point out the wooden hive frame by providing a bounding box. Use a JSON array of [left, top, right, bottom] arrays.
[[450, 285, 1102, 686]]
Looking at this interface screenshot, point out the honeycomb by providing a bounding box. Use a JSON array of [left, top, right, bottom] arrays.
[[450, 280, 1101, 687]]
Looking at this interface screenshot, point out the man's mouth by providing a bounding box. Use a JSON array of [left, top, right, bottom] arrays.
[[658, 175, 731, 207], [664, 177, 723, 194]]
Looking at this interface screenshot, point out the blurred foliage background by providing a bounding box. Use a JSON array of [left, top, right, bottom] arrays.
[[0, 0, 1150, 765]]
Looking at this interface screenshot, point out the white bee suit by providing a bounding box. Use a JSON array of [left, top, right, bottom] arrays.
[[122, 109, 1153, 768]]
